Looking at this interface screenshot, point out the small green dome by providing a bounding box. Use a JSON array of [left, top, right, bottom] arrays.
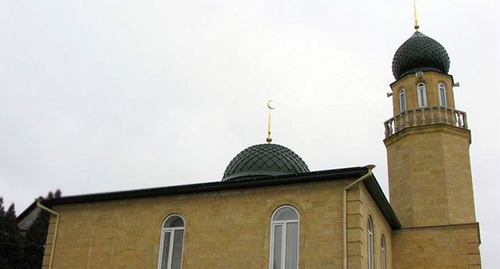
[[392, 31, 450, 80], [222, 143, 309, 181]]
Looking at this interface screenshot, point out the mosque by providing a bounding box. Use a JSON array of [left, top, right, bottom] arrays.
[[36, 16, 481, 269]]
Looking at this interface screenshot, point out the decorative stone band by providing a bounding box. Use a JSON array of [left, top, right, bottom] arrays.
[[384, 106, 468, 138]]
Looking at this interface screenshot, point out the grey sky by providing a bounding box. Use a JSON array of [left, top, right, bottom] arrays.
[[0, 0, 498, 266]]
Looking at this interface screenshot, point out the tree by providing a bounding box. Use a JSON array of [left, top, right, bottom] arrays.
[[0, 197, 7, 268], [0, 190, 62, 268], [21, 210, 49, 269], [54, 189, 61, 198], [20, 190, 62, 268], [0, 199, 24, 269]]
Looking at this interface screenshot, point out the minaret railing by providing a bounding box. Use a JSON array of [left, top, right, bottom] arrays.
[[384, 106, 468, 138]]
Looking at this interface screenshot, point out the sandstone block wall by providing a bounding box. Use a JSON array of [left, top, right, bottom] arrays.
[[346, 183, 393, 269], [392, 223, 481, 268], [385, 125, 475, 227], [390, 72, 456, 116], [43, 179, 378, 269]]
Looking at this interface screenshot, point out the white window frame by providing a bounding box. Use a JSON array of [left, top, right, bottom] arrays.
[[439, 83, 447, 107], [399, 88, 406, 112], [368, 216, 374, 269], [381, 234, 386, 269], [158, 214, 185, 269], [269, 205, 300, 269], [417, 82, 427, 107]]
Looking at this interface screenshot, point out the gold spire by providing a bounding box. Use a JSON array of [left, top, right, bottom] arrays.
[[266, 100, 275, 143], [414, 0, 420, 30]]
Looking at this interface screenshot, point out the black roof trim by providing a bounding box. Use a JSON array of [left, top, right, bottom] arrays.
[[43, 167, 365, 206], [389, 71, 454, 87], [17, 200, 37, 222], [363, 174, 401, 229], [42, 166, 401, 229]]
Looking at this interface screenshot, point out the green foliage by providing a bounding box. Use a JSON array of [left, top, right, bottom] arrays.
[[0, 199, 24, 269], [55, 189, 61, 199], [0, 197, 6, 268], [0, 189, 62, 268], [20, 210, 50, 269]]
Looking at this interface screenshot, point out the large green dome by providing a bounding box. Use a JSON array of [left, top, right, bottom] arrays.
[[392, 31, 450, 80], [222, 143, 309, 181]]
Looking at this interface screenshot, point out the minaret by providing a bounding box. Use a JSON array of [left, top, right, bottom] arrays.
[[384, 27, 477, 227]]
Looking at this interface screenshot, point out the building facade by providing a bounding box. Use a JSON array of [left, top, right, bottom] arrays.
[[38, 28, 481, 268]]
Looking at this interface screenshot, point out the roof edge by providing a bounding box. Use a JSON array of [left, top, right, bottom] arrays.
[[41, 165, 400, 229], [389, 71, 454, 87], [17, 200, 38, 222], [42, 167, 368, 207], [363, 174, 402, 229]]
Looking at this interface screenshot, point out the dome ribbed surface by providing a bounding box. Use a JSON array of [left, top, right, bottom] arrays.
[[222, 143, 309, 181], [392, 31, 450, 80]]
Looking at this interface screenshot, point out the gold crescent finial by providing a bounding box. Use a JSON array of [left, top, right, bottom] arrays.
[[266, 100, 275, 143], [414, 0, 420, 30]]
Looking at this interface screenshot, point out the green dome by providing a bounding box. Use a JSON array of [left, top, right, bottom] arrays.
[[392, 31, 450, 80], [222, 143, 309, 181]]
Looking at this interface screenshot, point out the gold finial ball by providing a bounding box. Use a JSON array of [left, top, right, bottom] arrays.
[[266, 137, 272, 143], [414, 24, 420, 30]]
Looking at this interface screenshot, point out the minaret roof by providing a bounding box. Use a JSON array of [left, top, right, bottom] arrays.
[[392, 31, 450, 80]]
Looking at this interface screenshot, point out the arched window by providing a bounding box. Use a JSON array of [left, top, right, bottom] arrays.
[[270, 206, 299, 269], [381, 234, 386, 269], [368, 216, 374, 269], [417, 83, 427, 107], [399, 89, 406, 112], [158, 215, 185, 269], [439, 83, 447, 107]]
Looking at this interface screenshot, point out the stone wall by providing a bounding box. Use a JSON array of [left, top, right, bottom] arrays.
[[390, 72, 456, 116], [392, 223, 481, 268], [43, 178, 372, 268], [385, 124, 476, 227], [346, 182, 393, 269]]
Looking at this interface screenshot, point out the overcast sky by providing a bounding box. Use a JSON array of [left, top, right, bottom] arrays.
[[0, 0, 498, 266]]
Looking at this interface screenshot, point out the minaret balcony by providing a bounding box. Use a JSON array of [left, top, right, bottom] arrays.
[[384, 106, 468, 138]]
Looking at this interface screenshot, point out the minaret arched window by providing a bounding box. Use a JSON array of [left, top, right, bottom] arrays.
[[270, 205, 299, 269], [368, 216, 374, 269], [158, 215, 185, 269], [439, 83, 447, 107], [417, 82, 427, 107], [381, 234, 386, 269], [399, 89, 406, 112]]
